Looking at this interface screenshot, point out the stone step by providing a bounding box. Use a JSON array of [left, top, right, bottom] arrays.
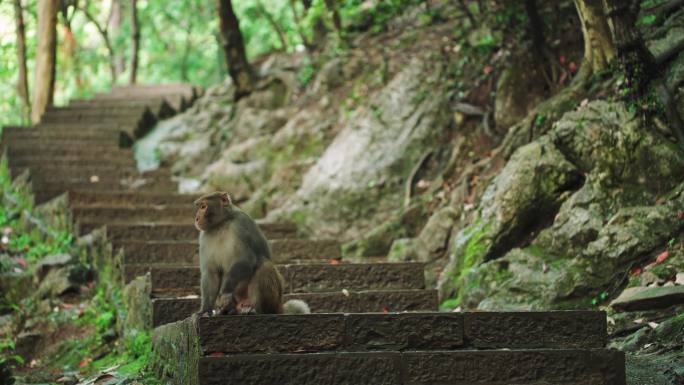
[[29, 174, 173, 190], [44, 105, 151, 117], [117, 239, 340, 265], [6, 146, 133, 158], [67, 191, 199, 208], [192, 349, 624, 385], [99, 221, 295, 241], [39, 113, 154, 140], [197, 311, 607, 354], [1, 128, 120, 142], [68, 99, 176, 118], [9, 155, 136, 168], [32, 181, 177, 204], [5, 139, 120, 151], [151, 289, 438, 326], [125, 262, 426, 292], [72, 205, 192, 224], [11, 166, 168, 181]]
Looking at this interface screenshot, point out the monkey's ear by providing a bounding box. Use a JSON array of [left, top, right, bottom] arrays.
[[218, 192, 231, 206]]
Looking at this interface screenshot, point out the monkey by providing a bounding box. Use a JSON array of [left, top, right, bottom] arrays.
[[194, 191, 309, 315]]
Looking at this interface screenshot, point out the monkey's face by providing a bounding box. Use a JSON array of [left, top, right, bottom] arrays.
[[194, 192, 232, 231]]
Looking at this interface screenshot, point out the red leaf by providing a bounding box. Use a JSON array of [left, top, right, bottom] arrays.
[[559, 55, 567, 65], [209, 352, 226, 357], [569, 62, 578, 73], [655, 251, 669, 264], [15, 257, 26, 267], [483, 65, 493, 75], [79, 358, 92, 368], [630, 267, 642, 276], [329, 259, 340, 265], [382, 307, 390, 313]]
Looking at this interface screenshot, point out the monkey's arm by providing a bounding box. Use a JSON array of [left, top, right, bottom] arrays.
[[198, 267, 221, 314]]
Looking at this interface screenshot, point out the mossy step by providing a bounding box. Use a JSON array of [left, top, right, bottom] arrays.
[[95, 221, 295, 241], [124, 262, 426, 292], [151, 289, 438, 326], [196, 311, 607, 354], [117, 239, 340, 265], [191, 349, 624, 385]]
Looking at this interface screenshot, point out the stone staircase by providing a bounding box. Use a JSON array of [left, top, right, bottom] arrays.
[[0, 85, 626, 384]]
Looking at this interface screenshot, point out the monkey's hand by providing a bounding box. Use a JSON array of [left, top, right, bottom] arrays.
[[194, 309, 213, 317]]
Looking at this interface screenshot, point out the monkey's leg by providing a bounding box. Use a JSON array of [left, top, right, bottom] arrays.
[[198, 268, 221, 315]]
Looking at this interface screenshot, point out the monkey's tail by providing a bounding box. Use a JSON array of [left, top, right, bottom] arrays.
[[282, 299, 311, 314]]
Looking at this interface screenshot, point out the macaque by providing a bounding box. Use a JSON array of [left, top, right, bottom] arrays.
[[194, 191, 309, 315]]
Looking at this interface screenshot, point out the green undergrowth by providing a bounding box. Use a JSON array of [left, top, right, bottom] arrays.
[[50, 267, 158, 382], [0, 156, 74, 269]]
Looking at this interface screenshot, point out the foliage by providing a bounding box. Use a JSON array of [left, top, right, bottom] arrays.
[[0, 0, 431, 125], [0, 157, 73, 265]]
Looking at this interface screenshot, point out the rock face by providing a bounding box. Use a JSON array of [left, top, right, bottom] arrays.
[[494, 51, 547, 131], [269, 57, 450, 238], [438, 101, 684, 310]]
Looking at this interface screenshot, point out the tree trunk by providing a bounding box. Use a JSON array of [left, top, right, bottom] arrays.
[[525, 0, 545, 55], [602, 0, 657, 95], [129, 0, 140, 84], [109, 0, 125, 77], [257, 1, 289, 50], [323, 0, 342, 32], [13, 0, 30, 123], [301, 0, 312, 10], [32, 0, 58, 124], [217, 0, 255, 99], [573, 0, 616, 78]]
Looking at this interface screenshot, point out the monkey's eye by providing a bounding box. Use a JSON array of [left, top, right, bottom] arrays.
[[200, 203, 207, 210]]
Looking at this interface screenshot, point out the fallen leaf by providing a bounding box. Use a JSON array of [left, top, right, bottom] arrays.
[[559, 55, 567, 64], [94, 374, 115, 385], [568, 62, 578, 73], [655, 250, 669, 264], [329, 259, 340, 265], [630, 267, 642, 276], [341, 289, 350, 297], [634, 318, 644, 324], [648, 322, 659, 329], [677, 210, 684, 220], [483, 65, 493, 75], [607, 316, 615, 326], [209, 352, 225, 357], [90, 175, 100, 183], [580, 99, 589, 108], [15, 257, 26, 267], [417, 179, 430, 189], [382, 307, 390, 313]]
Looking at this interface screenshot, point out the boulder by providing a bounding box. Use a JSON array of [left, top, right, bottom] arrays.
[[269, 57, 450, 239], [611, 286, 684, 311]]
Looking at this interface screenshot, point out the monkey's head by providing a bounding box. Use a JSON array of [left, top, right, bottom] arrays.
[[194, 192, 232, 232]]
